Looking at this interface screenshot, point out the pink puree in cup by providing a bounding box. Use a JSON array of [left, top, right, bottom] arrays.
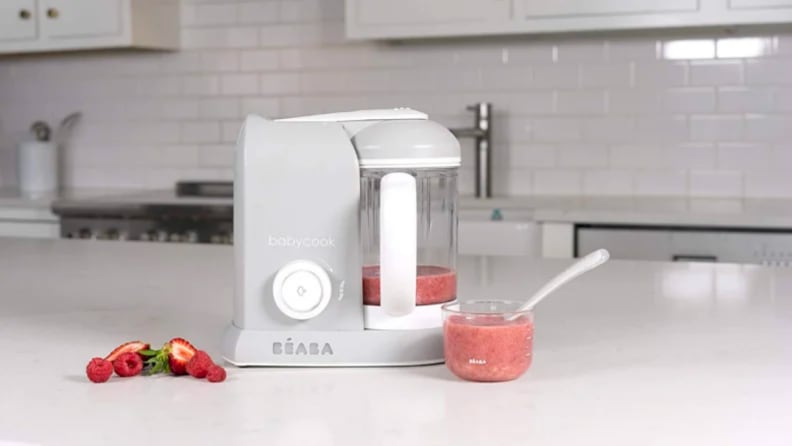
[[444, 314, 533, 382], [362, 265, 456, 306]]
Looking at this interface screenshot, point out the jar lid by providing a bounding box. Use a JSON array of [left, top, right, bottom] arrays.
[[353, 120, 461, 169]]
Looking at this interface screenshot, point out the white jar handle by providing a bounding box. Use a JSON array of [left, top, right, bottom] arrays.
[[379, 172, 416, 317]]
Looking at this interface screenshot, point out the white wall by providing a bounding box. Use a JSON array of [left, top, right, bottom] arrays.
[[1, 0, 791, 198]]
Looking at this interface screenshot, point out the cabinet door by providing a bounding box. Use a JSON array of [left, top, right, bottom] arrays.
[[729, 0, 792, 8], [39, 0, 123, 39], [347, 0, 509, 28], [0, 0, 37, 42], [516, 0, 698, 18]]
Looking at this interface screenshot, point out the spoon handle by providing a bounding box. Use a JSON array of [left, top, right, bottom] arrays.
[[517, 249, 610, 314]]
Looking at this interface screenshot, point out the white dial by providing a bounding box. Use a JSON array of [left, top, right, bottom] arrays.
[[272, 260, 332, 320]]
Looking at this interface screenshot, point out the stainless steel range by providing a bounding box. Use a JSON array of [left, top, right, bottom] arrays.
[[52, 181, 233, 244]]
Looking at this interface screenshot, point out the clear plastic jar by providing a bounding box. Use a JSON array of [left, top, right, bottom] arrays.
[[360, 167, 458, 308], [442, 300, 534, 382]]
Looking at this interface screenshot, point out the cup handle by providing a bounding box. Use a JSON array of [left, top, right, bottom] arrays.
[[379, 172, 416, 317]]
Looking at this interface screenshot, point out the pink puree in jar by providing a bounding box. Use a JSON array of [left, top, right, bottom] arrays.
[[362, 265, 456, 306], [444, 314, 533, 382]]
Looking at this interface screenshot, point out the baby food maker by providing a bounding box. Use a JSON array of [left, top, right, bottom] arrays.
[[223, 108, 461, 366]]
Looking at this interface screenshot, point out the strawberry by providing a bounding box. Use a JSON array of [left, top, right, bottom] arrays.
[[113, 352, 143, 377], [207, 365, 226, 383], [104, 341, 150, 362], [167, 338, 197, 375], [141, 337, 197, 376], [86, 357, 113, 383]]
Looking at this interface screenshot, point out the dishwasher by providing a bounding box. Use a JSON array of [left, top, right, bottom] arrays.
[[575, 224, 792, 266]]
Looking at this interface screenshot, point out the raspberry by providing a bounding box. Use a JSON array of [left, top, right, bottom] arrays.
[[207, 365, 226, 383], [113, 352, 143, 377], [186, 350, 213, 379], [86, 357, 113, 383]]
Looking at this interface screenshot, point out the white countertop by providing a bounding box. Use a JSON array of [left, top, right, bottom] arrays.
[[461, 195, 792, 228], [0, 238, 790, 445], [0, 188, 122, 221], [10, 186, 792, 229]]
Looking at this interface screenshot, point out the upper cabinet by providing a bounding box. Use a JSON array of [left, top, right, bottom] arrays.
[[346, 0, 792, 39], [0, 0, 38, 43], [0, 0, 179, 55]]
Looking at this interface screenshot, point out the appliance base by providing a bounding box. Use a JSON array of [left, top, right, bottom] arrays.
[[222, 324, 445, 367]]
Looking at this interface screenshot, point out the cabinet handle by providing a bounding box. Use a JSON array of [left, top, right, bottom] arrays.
[[46, 8, 59, 19], [19, 9, 31, 20]]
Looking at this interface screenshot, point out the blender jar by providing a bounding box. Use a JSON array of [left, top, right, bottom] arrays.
[[354, 119, 460, 319]]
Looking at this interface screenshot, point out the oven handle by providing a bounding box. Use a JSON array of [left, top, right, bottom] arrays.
[[672, 254, 718, 263]]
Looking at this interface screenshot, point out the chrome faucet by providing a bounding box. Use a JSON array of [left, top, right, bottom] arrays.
[[450, 102, 492, 198]]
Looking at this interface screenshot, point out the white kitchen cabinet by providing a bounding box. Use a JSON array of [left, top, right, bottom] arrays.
[[515, 0, 697, 18], [346, 0, 510, 39], [0, 0, 178, 55], [39, 0, 123, 39], [0, 0, 37, 42], [347, 0, 792, 39], [730, 0, 792, 8]]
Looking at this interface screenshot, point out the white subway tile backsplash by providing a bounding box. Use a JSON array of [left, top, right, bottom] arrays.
[[238, 50, 278, 72], [555, 41, 607, 62], [659, 88, 717, 113], [635, 116, 688, 142], [689, 170, 743, 197], [718, 87, 774, 112], [634, 170, 688, 196], [532, 118, 582, 142], [506, 44, 554, 64], [221, 120, 244, 143], [610, 145, 663, 168], [259, 25, 303, 48], [745, 60, 792, 85], [198, 144, 233, 167], [182, 75, 220, 96], [532, 65, 578, 89], [608, 89, 658, 114], [221, 74, 259, 95], [745, 171, 792, 198], [199, 98, 240, 119], [509, 144, 557, 167], [690, 115, 744, 142], [669, 143, 717, 169], [2, 8, 792, 197], [717, 143, 771, 170], [606, 38, 659, 61], [775, 87, 792, 111], [633, 62, 687, 87], [582, 170, 634, 196], [557, 144, 609, 168], [579, 64, 632, 88], [534, 170, 582, 195], [258, 73, 301, 95], [481, 68, 531, 91], [193, 4, 237, 26], [237, 1, 279, 24], [240, 97, 281, 117], [503, 169, 533, 195], [689, 60, 743, 86], [181, 121, 221, 143], [555, 90, 606, 114], [745, 115, 792, 141], [200, 51, 241, 73], [582, 117, 635, 142]]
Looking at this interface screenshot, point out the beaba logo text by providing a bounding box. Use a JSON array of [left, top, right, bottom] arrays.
[[268, 235, 335, 248], [273, 338, 334, 356]]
